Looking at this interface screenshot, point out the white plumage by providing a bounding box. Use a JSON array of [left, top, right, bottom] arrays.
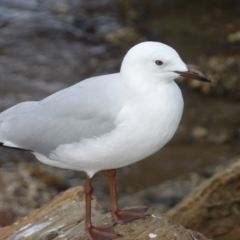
[[0, 41, 186, 177]]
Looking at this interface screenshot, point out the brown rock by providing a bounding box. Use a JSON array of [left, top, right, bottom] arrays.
[[191, 126, 209, 139], [0, 186, 209, 240], [186, 55, 240, 100], [0, 166, 57, 226], [167, 157, 240, 240]]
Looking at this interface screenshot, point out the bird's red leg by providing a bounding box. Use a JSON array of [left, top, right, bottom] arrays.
[[84, 176, 119, 240], [108, 169, 147, 224]]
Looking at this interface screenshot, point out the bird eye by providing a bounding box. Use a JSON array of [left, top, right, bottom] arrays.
[[155, 60, 163, 66]]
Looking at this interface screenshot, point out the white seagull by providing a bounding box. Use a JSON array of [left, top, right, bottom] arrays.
[[0, 41, 210, 240]]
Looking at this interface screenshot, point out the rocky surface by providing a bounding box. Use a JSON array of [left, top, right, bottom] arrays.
[[0, 160, 207, 226], [1, 157, 240, 239], [0, 164, 58, 227], [167, 156, 240, 240], [119, 173, 206, 212], [183, 54, 240, 100], [0, 186, 209, 240]]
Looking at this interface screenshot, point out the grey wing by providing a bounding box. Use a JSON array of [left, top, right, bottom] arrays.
[[0, 73, 122, 155]]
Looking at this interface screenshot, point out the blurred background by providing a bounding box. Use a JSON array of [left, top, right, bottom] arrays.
[[0, 0, 239, 227]]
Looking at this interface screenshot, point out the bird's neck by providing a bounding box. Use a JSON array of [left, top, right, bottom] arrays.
[[119, 70, 173, 102]]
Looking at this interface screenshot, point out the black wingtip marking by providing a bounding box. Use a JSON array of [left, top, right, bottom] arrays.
[[0, 142, 33, 152]]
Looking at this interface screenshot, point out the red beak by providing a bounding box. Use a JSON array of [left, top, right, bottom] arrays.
[[175, 68, 211, 82]]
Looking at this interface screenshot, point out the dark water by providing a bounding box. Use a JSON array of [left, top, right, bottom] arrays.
[[0, 0, 239, 207]]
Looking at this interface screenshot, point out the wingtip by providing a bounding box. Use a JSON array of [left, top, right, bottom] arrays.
[[0, 142, 32, 152]]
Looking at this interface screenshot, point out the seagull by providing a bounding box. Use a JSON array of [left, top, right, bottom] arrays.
[[0, 41, 210, 240]]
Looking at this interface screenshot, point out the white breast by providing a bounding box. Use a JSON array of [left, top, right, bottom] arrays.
[[36, 81, 183, 178], [116, 80, 184, 162]]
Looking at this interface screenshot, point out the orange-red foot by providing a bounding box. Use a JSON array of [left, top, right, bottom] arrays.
[[112, 207, 148, 224], [86, 225, 120, 240]]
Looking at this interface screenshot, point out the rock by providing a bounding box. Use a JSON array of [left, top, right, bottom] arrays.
[[207, 131, 229, 144], [47, 0, 71, 15], [0, 166, 57, 227], [0, 186, 209, 240], [191, 126, 209, 139], [227, 30, 240, 42], [167, 156, 240, 240], [104, 27, 140, 45], [185, 55, 240, 100], [119, 173, 205, 212]]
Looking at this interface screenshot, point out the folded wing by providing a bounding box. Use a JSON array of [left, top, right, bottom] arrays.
[[0, 73, 122, 156]]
